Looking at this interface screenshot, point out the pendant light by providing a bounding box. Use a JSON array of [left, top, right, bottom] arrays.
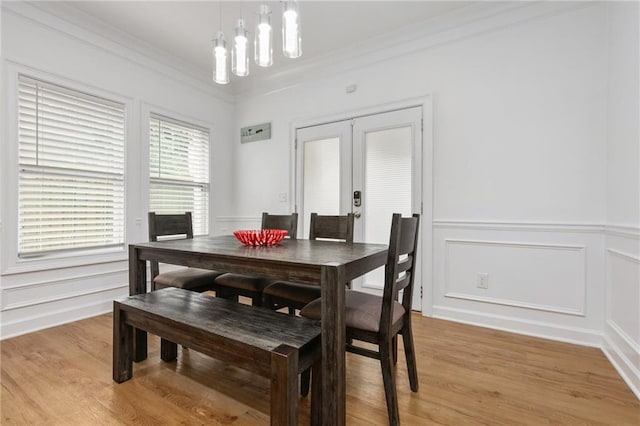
[[282, 1, 301, 58], [213, 3, 228, 84], [232, 19, 250, 76], [255, 5, 273, 67], [213, 31, 229, 84]]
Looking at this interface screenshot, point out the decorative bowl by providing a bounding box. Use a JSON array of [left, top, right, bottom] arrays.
[[233, 229, 288, 247]]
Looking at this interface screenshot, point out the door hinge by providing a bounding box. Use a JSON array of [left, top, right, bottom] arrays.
[[294, 138, 298, 149], [421, 202, 424, 215], [421, 118, 424, 131]]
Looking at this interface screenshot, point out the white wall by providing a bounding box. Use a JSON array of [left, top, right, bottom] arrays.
[[0, 0, 637, 399], [603, 1, 640, 399], [231, 2, 609, 344], [0, 3, 234, 338]]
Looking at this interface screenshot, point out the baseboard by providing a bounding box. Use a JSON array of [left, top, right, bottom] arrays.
[[603, 321, 640, 400], [431, 305, 602, 347], [0, 295, 119, 340]]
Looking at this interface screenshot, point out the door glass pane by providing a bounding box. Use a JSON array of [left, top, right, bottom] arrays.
[[363, 126, 412, 288], [303, 137, 340, 237]]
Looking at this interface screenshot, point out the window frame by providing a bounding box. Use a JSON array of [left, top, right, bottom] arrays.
[[1, 64, 134, 275], [142, 103, 214, 239]]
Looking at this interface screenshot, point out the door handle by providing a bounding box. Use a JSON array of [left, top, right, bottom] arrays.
[[353, 211, 361, 218]]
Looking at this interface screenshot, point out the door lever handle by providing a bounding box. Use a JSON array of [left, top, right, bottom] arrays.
[[353, 211, 361, 218]]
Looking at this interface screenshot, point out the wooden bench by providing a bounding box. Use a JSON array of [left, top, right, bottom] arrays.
[[113, 287, 322, 425]]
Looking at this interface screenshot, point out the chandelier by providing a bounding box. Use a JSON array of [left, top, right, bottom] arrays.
[[213, 2, 302, 84]]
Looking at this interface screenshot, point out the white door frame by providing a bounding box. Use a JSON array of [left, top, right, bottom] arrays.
[[290, 95, 433, 316]]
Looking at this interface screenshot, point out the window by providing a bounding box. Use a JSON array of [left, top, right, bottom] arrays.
[[17, 75, 126, 256], [149, 114, 209, 235]]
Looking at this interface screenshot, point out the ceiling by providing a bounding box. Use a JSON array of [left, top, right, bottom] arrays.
[[57, 1, 474, 89]]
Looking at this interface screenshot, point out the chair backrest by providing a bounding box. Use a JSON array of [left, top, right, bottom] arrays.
[[380, 213, 420, 336], [309, 213, 354, 243], [261, 212, 299, 240], [148, 212, 194, 279]]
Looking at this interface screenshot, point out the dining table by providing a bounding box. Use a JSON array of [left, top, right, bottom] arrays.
[[128, 234, 388, 426]]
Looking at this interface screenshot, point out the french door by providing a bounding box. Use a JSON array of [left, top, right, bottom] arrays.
[[295, 107, 423, 310]]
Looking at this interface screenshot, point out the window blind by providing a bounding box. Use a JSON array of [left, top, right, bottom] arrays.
[[17, 75, 126, 256], [149, 114, 209, 235]]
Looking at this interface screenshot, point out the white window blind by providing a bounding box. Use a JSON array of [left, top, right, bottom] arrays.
[[149, 114, 209, 235], [17, 75, 126, 256]]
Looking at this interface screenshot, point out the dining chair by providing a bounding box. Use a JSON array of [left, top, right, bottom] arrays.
[[262, 213, 354, 314], [148, 212, 224, 292], [300, 213, 420, 425], [213, 212, 298, 306]]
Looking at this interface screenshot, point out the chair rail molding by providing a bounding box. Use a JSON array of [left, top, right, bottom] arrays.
[[433, 220, 604, 233]]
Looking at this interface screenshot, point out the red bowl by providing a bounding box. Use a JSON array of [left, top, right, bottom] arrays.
[[233, 229, 288, 246]]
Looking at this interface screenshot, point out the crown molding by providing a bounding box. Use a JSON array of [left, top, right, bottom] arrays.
[[232, 1, 594, 98], [2, 1, 234, 104], [3, 1, 598, 103]]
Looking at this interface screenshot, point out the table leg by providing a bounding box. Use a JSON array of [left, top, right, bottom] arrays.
[[128, 245, 148, 362], [320, 264, 346, 426]]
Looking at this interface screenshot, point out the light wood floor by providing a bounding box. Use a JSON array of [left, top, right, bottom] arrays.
[[1, 308, 638, 425]]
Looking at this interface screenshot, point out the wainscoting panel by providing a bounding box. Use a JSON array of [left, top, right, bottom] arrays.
[[604, 232, 640, 399], [607, 249, 640, 344], [433, 221, 605, 347], [445, 239, 586, 315], [0, 261, 130, 339]]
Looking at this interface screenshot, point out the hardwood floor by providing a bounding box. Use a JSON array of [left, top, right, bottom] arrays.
[[1, 308, 638, 425]]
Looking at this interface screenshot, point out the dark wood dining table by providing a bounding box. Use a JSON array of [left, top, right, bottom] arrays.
[[128, 235, 388, 426]]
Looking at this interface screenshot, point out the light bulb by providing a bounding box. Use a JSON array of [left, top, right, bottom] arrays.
[[255, 5, 273, 67], [282, 2, 301, 58], [232, 19, 249, 77], [213, 31, 229, 84]]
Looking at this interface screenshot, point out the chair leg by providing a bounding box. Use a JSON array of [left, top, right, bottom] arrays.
[[263, 293, 273, 309], [379, 340, 400, 426], [402, 322, 419, 392], [300, 367, 311, 397], [252, 294, 263, 307], [392, 335, 398, 365], [216, 289, 239, 302]]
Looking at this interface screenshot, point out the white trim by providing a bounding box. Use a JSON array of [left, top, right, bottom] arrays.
[[1, 268, 128, 291], [141, 102, 217, 238], [605, 225, 640, 239], [290, 95, 434, 316], [1, 62, 134, 276], [234, 2, 592, 97], [432, 305, 602, 348], [433, 220, 638, 238], [444, 238, 586, 251], [0, 298, 116, 340], [2, 1, 233, 103], [443, 293, 585, 317], [3, 283, 128, 311], [292, 96, 430, 132], [607, 248, 640, 264], [603, 321, 640, 400], [434, 220, 604, 233], [443, 239, 587, 316]]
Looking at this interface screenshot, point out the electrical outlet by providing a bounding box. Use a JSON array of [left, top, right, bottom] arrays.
[[278, 192, 288, 203], [477, 272, 489, 289]]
